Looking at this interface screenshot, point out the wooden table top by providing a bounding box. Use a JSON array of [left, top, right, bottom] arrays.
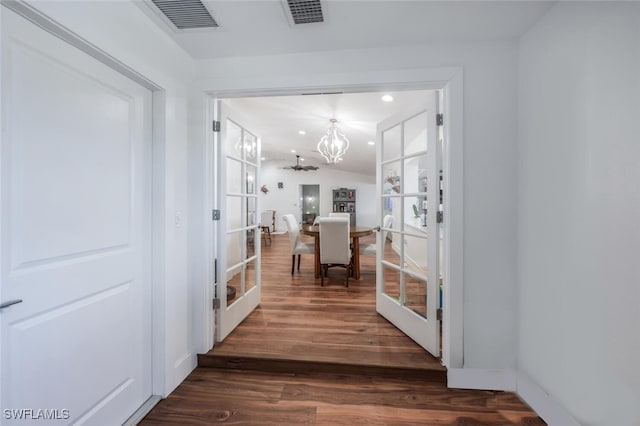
[[301, 224, 374, 238]]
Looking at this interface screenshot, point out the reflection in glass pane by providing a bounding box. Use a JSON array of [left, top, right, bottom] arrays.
[[246, 165, 256, 195], [403, 232, 428, 276], [227, 119, 242, 158], [243, 132, 258, 162], [382, 264, 401, 302], [227, 158, 242, 194], [226, 230, 243, 270], [226, 196, 243, 230], [403, 155, 425, 194], [404, 112, 428, 156], [226, 264, 242, 307], [382, 160, 401, 195], [404, 196, 423, 229], [382, 231, 401, 268], [382, 124, 401, 162], [245, 259, 256, 293], [247, 197, 256, 227], [246, 229, 256, 260], [405, 273, 427, 318]]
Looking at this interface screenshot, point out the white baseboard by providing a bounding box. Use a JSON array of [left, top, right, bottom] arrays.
[[447, 368, 517, 391], [167, 352, 197, 396], [517, 371, 580, 426], [448, 368, 579, 426]]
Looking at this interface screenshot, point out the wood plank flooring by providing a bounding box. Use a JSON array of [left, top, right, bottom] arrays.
[[201, 232, 444, 374], [141, 233, 544, 425]]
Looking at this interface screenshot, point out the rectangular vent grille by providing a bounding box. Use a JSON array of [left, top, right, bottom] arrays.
[[151, 0, 218, 29], [287, 0, 324, 24]]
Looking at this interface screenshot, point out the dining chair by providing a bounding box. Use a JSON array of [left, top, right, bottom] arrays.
[[260, 211, 273, 245], [328, 212, 351, 225], [360, 214, 393, 256], [318, 217, 352, 287], [283, 214, 315, 275]]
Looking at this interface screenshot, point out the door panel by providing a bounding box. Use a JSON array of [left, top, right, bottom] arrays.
[[1, 10, 152, 424], [216, 102, 261, 341], [376, 92, 440, 356]]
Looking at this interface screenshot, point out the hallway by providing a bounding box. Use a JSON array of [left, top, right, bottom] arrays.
[[141, 233, 543, 424]]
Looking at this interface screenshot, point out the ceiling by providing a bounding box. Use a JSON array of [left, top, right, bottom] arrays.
[[138, 0, 556, 175], [224, 89, 433, 176], [140, 0, 555, 60]]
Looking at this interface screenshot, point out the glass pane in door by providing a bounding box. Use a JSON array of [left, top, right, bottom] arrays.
[[382, 264, 401, 302], [404, 272, 427, 318], [404, 112, 428, 156], [227, 159, 242, 194], [226, 230, 243, 269], [245, 259, 257, 293], [226, 119, 242, 157], [226, 264, 242, 307], [382, 124, 401, 161]]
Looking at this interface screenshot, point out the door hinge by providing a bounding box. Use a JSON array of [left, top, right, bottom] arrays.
[[437, 308, 443, 321], [436, 113, 444, 126], [212, 120, 221, 132], [212, 298, 221, 310], [437, 211, 444, 223], [212, 209, 220, 221]]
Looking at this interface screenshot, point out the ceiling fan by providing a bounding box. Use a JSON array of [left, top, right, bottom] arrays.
[[283, 155, 319, 171]]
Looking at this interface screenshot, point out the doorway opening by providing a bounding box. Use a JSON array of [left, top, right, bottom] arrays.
[[204, 71, 463, 370], [300, 184, 320, 224]]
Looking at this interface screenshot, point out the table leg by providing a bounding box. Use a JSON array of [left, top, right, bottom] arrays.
[[314, 235, 320, 278], [353, 237, 361, 280]]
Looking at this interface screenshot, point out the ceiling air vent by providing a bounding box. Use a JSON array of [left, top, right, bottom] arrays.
[[151, 0, 218, 30], [282, 0, 325, 25]]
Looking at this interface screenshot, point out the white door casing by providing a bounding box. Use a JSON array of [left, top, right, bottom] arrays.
[[375, 91, 441, 357], [0, 8, 153, 424], [215, 100, 261, 342]]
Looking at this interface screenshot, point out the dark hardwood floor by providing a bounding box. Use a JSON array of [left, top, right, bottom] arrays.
[[141, 232, 544, 425]]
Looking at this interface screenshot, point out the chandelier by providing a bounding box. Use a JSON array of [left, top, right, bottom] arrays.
[[317, 119, 350, 164]]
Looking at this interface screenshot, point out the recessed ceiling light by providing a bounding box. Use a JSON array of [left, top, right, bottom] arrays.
[[368, 141, 375, 145], [291, 149, 296, 153], [300, 158, 305, 161], [298, 130, 306, 135], [381, 94, 394, 102], [261, 157, 265, 161]]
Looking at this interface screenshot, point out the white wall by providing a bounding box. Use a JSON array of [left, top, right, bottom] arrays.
[[260, 160, 375, 229], [193, 40, 520, 369], [24, 1, 197, 396], [518, 3, 640, 424]]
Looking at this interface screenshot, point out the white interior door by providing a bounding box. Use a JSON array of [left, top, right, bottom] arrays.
[[375, 92, 441, 356], [215, 101, 261, 341], [0, 9, 153, 424]]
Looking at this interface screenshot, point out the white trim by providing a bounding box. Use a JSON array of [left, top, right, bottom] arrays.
[[3, 0, 170, 400], [122, 395, 161, 426], [517, 371, 580, 426], [447, 368, 517, 392], [448, 368, 580, 425], [442, 70, 463, 369], [151, 91, 167, 396], [198, 66, 464, 370], [1, 0, 160, 91]]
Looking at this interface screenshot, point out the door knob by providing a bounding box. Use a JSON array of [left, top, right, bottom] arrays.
[[0, 299, 23, 310]]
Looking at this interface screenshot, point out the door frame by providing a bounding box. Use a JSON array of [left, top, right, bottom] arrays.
[[1, 0, 169, 400], [202, 68, 463, 369]]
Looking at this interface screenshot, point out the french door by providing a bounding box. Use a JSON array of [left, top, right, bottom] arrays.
[[375, 92, 441, 356], [215, 101, 262, 341]]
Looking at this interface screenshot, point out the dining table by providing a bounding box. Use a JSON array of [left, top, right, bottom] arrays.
[[301, 224, 374, 280]]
